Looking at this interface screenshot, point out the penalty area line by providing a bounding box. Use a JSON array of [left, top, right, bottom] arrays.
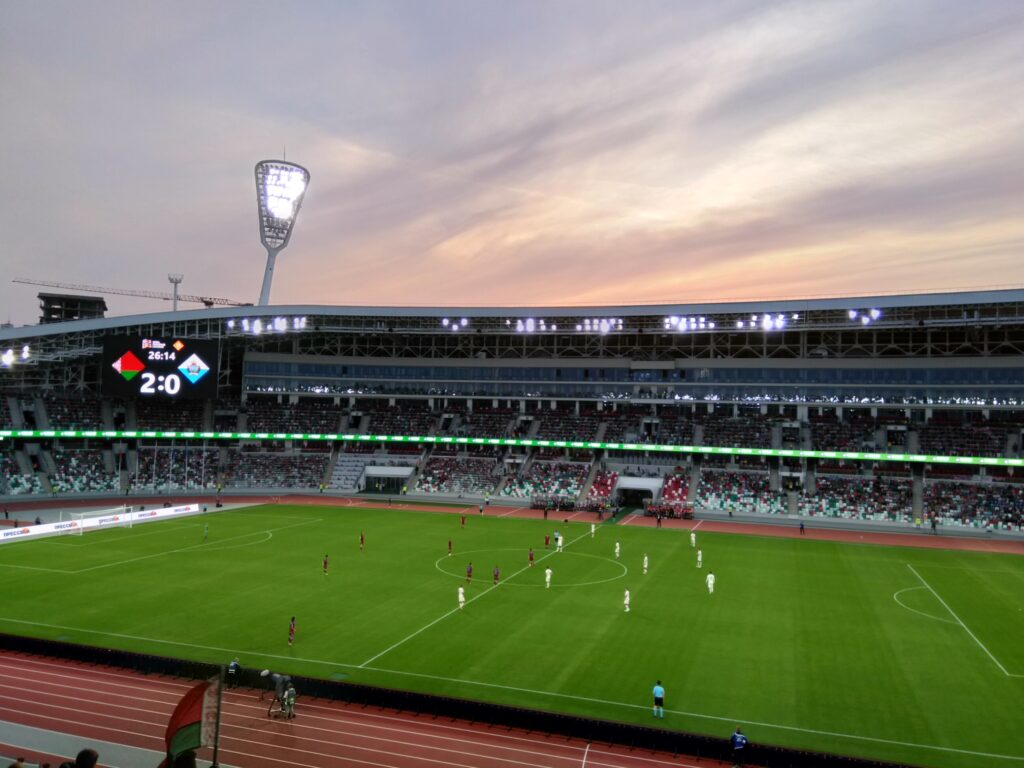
[[907, 563, 1023, 678]]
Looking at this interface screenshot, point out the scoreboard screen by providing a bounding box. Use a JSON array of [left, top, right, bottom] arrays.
[[102, 337, 218, 400]]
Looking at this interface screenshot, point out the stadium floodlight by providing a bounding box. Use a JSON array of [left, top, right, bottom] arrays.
[[255, 160, 310, 306]]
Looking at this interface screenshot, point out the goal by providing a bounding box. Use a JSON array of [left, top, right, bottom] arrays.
[[63, 505, 134, 536]]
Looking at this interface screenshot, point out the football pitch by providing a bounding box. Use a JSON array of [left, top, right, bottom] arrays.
[[1, 504, 1022, 768]]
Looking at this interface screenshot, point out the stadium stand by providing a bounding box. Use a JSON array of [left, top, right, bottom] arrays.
[[809, 412, 876, 452], [135, 399, 205, 431], [696, 470, 786, 515], [245, 396, 344, 433], [453, 407, 516, 437], [501, 461, 589, 499], [415, 456, 499, 495], [923, 479, 1024, 529], [41, 393, 104, 430], [226, 450, 329, 489], [917, 413, 1007, 457], [50, 448, 117, 493], [331, 453, 375, 491], [588, 470, 618, 499], [801, 475, 913, 522], [0, 450, 42, 495], [701, 408, 771, 448], [365, 403, 437, 436], [133, 446, 221, 491]]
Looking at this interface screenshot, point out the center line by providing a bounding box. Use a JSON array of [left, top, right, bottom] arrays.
[[359, 529, 591, 667]]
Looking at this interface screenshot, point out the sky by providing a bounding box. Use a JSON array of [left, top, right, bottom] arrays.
[[1, 0, 1023, 325]]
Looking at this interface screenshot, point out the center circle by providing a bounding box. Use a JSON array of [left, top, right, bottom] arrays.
[[435, 548, 627, 587]]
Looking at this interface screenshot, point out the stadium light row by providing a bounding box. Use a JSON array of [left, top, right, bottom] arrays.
[[1, 429, 1020, 467]]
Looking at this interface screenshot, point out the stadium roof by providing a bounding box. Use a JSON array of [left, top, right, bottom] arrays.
[[3, 287, 1024, 343]]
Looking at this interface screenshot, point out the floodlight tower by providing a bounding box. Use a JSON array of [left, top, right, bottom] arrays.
[[255, 160, 310, 305], [167, 273, 184, 312]]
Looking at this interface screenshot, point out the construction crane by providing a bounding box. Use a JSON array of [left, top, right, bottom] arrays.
[[13, 278, 250, 309]]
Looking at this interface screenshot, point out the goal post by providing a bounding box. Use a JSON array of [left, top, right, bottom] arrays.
[[64, 505, 134, 535]]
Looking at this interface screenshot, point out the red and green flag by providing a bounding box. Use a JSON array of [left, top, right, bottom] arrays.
[[158, 676, 221, 767]]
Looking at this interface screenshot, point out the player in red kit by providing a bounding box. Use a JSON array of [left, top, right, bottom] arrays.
[[544, 534, 551, 549], [461, 515, 466, 529], [448, 538, 453, 556], [528, 547, 535, 567], [322, 554, 329, 575], [466, 562, 473, 582], [288, 616, 296, 646], [359, 531, 365, 551], [493, 565, 500, 584]]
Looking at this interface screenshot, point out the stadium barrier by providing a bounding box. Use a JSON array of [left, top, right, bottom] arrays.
[[0, 632, 916, 768], [0, 503, 202, 545]]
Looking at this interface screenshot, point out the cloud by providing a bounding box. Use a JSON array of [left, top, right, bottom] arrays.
[[1, 1, 1023, 324]]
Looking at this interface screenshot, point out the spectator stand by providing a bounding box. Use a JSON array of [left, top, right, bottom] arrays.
[[696, 470, 786, 516], [802, 475, 913, 522]]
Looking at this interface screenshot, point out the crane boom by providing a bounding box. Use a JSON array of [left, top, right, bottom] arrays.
[[12, 278, 249, 307]]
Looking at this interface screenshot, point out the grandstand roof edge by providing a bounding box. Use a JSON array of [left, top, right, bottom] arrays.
[[3, 287, 1024, 342]]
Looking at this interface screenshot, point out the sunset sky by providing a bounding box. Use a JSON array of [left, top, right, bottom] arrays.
[[1, 0, 1023, 325]]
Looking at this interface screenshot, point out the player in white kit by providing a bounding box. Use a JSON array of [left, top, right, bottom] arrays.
[[545, 567, 552, 588], [696, 548, 703, 568], [690, 530, 696, 548], [624, 589, 631, 612], [458, 585, 466, 609], [615, 541, 621, 559], [706, 571, 715, 594], [643, 553, 649, 574]]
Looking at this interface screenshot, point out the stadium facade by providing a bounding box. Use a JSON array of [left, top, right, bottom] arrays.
[[1, 289, 1023, 529]]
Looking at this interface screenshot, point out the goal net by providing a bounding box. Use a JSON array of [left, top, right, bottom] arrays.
[[63, 505, 134, 536]]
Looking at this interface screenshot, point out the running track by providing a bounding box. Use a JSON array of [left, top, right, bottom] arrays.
[[0, 651, 728, 768]]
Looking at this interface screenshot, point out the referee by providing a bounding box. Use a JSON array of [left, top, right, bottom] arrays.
[[652, 680, 665, 719]]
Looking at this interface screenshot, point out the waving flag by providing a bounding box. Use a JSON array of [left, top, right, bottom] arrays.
[[158, 675, 221, 767]]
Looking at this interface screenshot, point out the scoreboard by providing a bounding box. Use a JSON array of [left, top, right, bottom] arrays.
[[102, 337, 218, 399]]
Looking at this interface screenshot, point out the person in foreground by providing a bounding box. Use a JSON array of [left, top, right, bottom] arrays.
[[730, 726, 749, 767]]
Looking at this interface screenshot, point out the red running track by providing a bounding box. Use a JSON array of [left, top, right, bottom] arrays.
[[0, 651, 728, 768]]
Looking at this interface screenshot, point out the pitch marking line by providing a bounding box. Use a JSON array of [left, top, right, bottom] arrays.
[[892, 587, 957, 625], [1, 618, 1022, 763], [907, 563, 1024, 678], [68, 518, 322, 574], [691, 521, 703, 532], [359, 528, 593, 668], [0, 562, 73, 573]]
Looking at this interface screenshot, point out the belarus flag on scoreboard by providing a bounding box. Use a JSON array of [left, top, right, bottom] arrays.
[[158, 676, 221, 767]]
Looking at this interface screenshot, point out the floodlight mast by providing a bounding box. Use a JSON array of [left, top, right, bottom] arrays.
[[255, 160, 310, 305]]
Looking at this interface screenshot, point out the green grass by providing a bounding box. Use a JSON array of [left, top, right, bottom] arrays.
[[1, 505, 1022, 768]]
